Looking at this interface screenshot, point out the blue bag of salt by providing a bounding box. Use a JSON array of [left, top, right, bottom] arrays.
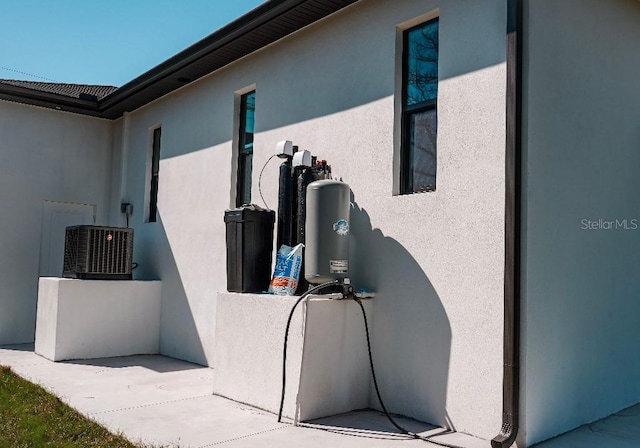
[[268, 243, 304, 295]]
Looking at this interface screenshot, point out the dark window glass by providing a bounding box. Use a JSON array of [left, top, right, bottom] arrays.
[[409, 109, 437, 192], [149, 127, 161, 222], [401, 19, 439, 194], [236, 91, 255, 206]]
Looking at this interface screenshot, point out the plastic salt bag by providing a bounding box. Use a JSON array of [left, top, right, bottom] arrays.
[[268, 243, 304, 295]]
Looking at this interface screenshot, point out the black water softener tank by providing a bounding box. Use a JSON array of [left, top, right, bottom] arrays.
[[304, 180, 350, 284]]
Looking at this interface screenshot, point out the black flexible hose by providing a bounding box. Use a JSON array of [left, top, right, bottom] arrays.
[[278, 287, 468, 448], [353, 298, 466, 448], [277, 280, 339, 423]]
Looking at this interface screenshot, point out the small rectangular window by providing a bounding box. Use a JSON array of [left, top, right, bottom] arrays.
[[236, 90, 255, 207], [149, 127, 161, 222], [401, 18, 439, 194]]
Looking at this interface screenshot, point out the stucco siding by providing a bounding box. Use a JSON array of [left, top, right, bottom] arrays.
[[117, 0, 507, 439], [0, 101, 113, 344], [521, 0, 640, 445]]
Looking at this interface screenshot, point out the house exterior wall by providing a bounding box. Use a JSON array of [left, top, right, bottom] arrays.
[[521, 0, 640, 445], [0, 101, 113, 344], [116, 0, 507, 439], [108, 117, 125, 226]]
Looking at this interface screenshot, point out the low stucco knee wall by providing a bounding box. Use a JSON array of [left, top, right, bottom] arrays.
[[213, 292, 373, 421], [35, 278, 162, 361]]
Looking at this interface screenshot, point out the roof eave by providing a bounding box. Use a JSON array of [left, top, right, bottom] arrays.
[[0, 83, 103, 117], [98, 0, 309, 112], [2, 0, 360, 120]]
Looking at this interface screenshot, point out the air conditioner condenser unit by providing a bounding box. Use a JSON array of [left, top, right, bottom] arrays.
[[63, 225, 134, 280]]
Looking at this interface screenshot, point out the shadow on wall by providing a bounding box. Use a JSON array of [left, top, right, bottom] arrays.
[[257, 0, 506, 134], [349, 197, 453, 429], [132, 215, 207, 366], [148, 0, 509, 161]]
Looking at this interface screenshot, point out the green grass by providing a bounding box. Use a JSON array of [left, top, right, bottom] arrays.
[[0, 365, 152, 448]]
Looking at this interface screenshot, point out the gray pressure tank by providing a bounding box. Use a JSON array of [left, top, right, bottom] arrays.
[[305, 180, 350, 284]]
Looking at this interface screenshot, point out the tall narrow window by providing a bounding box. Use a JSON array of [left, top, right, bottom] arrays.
[[236, 90, 255, 206], [149, 127, 161, 222], [401, 18, 439, 194]]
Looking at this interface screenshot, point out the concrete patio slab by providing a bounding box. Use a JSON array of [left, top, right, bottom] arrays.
[[5, 349, 212, 415], [3, 344, 638, 448], [0, 344, 487, 448]]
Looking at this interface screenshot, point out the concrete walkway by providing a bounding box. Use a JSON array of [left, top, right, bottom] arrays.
[[532, 403, 640, 448], [0, 344, 484, 448], [2, 345, 639, 448]]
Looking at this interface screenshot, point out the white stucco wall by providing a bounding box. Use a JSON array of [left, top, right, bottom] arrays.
[[35, 278, 161, 361], [0, 101, 113, 344], [212, 293, 374, 422], [213, 293, 307, 419], [115, 0, 507, 439], [521, 0, 640, 445], [108, 117, 125, 226]]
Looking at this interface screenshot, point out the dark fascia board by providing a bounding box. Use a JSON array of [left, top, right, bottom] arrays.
[[98, 0, 308, 111], [1, 0, 359, 120], [0, 82, 103, 117]]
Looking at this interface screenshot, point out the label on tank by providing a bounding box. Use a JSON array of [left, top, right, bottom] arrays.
[[333, 219, 349, 236], [330, 260, 349, 273]]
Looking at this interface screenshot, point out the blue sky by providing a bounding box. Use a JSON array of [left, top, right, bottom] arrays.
[[0, 0, 265, 87]]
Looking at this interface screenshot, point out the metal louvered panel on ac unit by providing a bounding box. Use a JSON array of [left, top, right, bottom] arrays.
[[63, 225, 133, 280]]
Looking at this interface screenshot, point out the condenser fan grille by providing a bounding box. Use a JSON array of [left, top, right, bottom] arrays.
[[63, 226, 133, 280]]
